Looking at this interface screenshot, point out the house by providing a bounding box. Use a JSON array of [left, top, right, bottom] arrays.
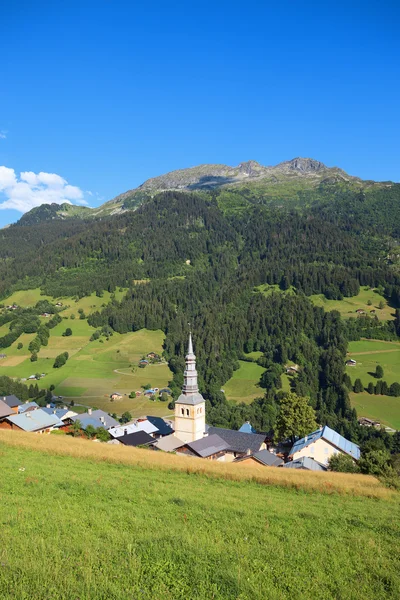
[[176, 434, 230, 461], [288, 425, 360, 466], [109, 419, 159, 439], [159, 388, 171, 395], [71, 409, 119, 431], [154, 434, 185, 452], [138, 360, 149, 367], [118, 431, 155, 447], [0, 354, 7, 359], [238, 422, 257, 434], [147, 352, 160, 360], [143, 388, 156, 396], [146, 415, 174, 437], [286, 364, 300, 374], [358, 417, 380, 428], [18, 401, 39, 414], [1, 395, 22, 413], [4, 408, 64, 433], [0, 399, 14, 425], [41, 407, 78, 424], [281, 457, 327, 471], [370, 309, 376, 315], [55, 302, 63, 307], [346, 359, 357, 366], [207, 426, 267, 459], [356, 309, 365, 315], [110, 392, 123, 400], [234, 449, 284, 468]]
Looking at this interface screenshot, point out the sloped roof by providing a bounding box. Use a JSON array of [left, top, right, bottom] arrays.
[[289, 426, 360, 460], [41, 407, 77, 421], [18, 401, 39, 414], [118, 431, 155, 447], [146, 416, 174, 436], [185, 434, 229, 458], [155, 435, 185, 452], [1, 395, 22, 408], [281, 457, 327, 471], [7, 409, 63, 432], [238, 422, 257, 434], [0, 399, 14, 419], [71, 410, 119, 430], [176, 392, 205, 406], [207, 426, 266, 454], [252, 450, 284, 467]]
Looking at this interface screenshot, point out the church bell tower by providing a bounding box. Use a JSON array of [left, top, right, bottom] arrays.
[[174, 333, 205, 443]]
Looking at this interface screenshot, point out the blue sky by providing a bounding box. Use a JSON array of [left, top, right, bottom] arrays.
[[0, 0, 399, 226]]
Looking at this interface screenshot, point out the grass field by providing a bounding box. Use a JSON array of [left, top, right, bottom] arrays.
[[224, 360, 265, 403], [0, 432, 399, 599], [0, 321, 173, 417], [346, 339, 400, 428], [310, 287, 395, 320]]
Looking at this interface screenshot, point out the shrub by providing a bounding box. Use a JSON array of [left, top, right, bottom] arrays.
[[328, 453, 359, 473]]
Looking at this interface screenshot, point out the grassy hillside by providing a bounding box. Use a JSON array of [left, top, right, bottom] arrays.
[[0, 432, 399, 600], [347, 339, 400, 428], [224, 360, 265, 403], [310, 287, 394, 320]]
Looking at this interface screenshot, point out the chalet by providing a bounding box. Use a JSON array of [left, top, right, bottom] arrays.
[[109, 419, 159, 439], [286, 364, 300, 375], [176, 434, 229, 461], [2, 395, 22, 413], [356, 309, 365, 315], [346, 359, 357, 366], [159, 388, 171, 395], [147, 352, 160, 360], [138, 359, 149, 367], [0, 399, 14, 426], [146, 416, 174, 437], [370, 309, 376, 315], [71, 409, 119, 431], [234, 449, 284, 468], [281, 457, 327, 471], [110, 392, 123, 400], [207, 426, 267, 459], [42, 407, 78, 425], [358, 417, 380, 428], [154, 434, 185, 452], [18, 401, 39, 414], [55, 302, 63, 307], [118, 431, 155, 447], [4, 408, 63, 433], [288, 425, 360, 466], [0, 354, 6, 359]]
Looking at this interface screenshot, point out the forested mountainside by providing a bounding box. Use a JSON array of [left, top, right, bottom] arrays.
[[1, 165, 400, 442]]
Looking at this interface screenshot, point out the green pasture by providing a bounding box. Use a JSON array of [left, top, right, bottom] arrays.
[[310, 287, 394, 320], [0, 325, 172, 417], [351, 392, 400, 430], [1, 288, 53, 307], [224, 360, 265, 403], [1, 443, 399, 600], [346, 339, 400, 386]]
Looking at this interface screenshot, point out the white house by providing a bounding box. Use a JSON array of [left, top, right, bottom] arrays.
[[288, 426, 360, 466]]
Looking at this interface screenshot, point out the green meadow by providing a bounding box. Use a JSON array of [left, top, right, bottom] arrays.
[[310, 287, 395, 320], [347, 339, 400, 428], [0, 440, 399, 600], [224, 360, 266, 403]]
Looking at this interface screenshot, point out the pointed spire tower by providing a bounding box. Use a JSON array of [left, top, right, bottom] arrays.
[[174, 332, 206, 443]]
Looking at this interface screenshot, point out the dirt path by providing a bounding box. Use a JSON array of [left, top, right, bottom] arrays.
[[349, 349, 400, 356]]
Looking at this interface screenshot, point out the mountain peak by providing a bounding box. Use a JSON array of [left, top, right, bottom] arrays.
[[279, 157, 327, 173]]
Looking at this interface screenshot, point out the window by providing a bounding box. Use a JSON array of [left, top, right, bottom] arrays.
[[324, 447, 329, 454], [181, 408, 184, 416], [186, 409, 189, 416]]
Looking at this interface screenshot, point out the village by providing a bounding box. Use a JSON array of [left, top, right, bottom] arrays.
[[0, 334, 363, 472]]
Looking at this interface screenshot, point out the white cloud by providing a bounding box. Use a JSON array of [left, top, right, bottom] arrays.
[[0, 132, 6, 139], [0, 166, 91, 213]]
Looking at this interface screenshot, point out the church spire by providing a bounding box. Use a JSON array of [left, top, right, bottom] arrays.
[[182, 331, 198, 395]]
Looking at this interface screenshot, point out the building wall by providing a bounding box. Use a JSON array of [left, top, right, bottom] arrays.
[[0, 420, 14, 430], [174, 402, 205, 443], [292, 438, 341, 466]]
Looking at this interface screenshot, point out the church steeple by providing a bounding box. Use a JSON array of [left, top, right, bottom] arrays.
[[173, 332, 206, 443], [182, 332, 199, 395]]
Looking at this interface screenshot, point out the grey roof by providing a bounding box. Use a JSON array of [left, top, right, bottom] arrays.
[[0, 399, 14, 419], [282, 457, 327, 471], [252, 450, 284, 467], [6, 409, 63, 432], [118, 431, 155, 447], [146, 416, 174, 436], [71, 410, 119, 430], [289, 425, 360, 460], [1, 395, 22, 408], [207, 426, 266, 454], [155, 435, 185, 452], [185, 434, 229, 458], [176, 392, 205, 406], [18, 401, 39, 413]]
